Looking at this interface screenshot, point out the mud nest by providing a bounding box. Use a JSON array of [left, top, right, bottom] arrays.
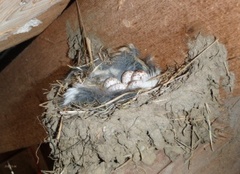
[[41, 34, 234, 174]]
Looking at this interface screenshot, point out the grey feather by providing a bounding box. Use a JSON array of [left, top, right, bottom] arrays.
[[63, 44, 160, 106]]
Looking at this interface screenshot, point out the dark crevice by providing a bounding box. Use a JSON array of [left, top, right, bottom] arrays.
[[0, 37, 35, 72]]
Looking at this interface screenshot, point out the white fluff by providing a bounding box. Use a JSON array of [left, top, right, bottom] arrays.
[[141, 78, 159, 88], [63, 85, 81, 105], [127, 80, 144, 90], [62, 45, 161, 106], [107, 83, 127, 92], [63, 70, 160, 105]]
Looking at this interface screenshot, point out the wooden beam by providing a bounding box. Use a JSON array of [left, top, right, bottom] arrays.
[[78, 0, 240, 96], [0, 0, 72, 153], [0, 0, 70, 52]]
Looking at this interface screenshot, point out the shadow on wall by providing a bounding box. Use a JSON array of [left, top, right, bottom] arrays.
[[0, 37, 35, 72]]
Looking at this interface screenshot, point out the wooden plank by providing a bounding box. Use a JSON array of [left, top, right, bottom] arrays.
[[0, 0, 70, 52], [0, 0, 72, 153], [78, 0, 240, 96]]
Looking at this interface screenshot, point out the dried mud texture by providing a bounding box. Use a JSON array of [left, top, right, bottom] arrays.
[[42, 35, 234, 174]]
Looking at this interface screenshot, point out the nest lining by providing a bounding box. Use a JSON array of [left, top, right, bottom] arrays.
[[41, 34, 234, 174]]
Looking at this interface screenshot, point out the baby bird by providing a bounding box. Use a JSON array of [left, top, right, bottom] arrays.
[[63, 44, 160, 106]]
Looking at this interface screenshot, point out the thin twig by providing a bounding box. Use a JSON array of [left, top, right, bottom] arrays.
[[142, 39, 218, 98], [41, 171, 55, 174], [92, 91, 136, 109], [76, 0, 89, 65], [7, 161, 14, 174], [223, 60, 230, 77], [86, 37, 94, 66], [35, 143, 41, 164], [56, 116, 63, 140], [67, 58, 99, 69], [39, 101, 49, 108], [114, 158, 131, 172], [187, 125, 194, 169], [60, 110, 86, 115], [205, 102, 214, 151], [175, 138, 191, 150], [163, 39, 218, 86]]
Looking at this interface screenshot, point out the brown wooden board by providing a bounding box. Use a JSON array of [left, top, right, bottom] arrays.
[[78, 0, 240, 96], [0, 0, 70, 52], [0, 1, 73, 153]]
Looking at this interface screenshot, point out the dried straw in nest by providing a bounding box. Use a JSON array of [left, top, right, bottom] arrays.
[[40, 34, 234, 174]]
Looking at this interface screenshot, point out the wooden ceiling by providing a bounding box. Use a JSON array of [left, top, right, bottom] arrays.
[[0, 0, 70, 52]]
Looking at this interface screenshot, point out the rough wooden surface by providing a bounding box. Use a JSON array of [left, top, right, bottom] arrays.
[[79, 0, 240, 96], [79, 0, 240, 63], [0, 0, 70, 52], [0, 1, 73, 153]]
